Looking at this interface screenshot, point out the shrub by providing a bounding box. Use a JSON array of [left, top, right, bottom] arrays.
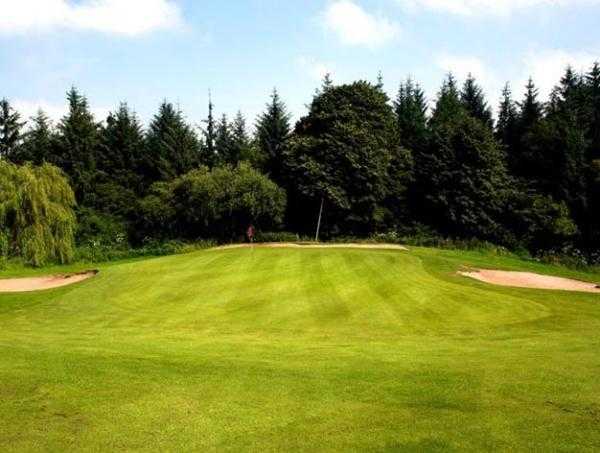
[[254, 231, 299, 243], [139, 163, 287, 241], [74, 239, 216, 264]]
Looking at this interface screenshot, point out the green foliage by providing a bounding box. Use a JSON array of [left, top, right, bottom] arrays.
[[256, 89, 291, 183], [286, 80, 412, 235], [254, 231, 300, 243], [416, 114, 510, 241], [13, 110, 54, 165], [76, 207, 128, 247], [215, 114, 235, 165], [140, 163, 286, 241], [430, 73, 463, 127], [0, 98, 26, 160], [143, 101, 200, 186], [394, 77, 428, 152], [496, 83, 519, 159], [74, 239, 215, 263], [504, 192, 578, 250], [52, 87, 100, 205], [97, 103, 145, 194], [461, 73, 494, 128], [0, 161, 76, 266]]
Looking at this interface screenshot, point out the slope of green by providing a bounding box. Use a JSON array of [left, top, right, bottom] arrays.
[[1, 247, 599, 451]]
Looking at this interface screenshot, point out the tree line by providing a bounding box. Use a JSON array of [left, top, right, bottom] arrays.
[[1, 62, 599, 265]]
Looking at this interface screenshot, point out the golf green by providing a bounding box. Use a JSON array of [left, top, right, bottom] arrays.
[[1, 247, 599, 451]]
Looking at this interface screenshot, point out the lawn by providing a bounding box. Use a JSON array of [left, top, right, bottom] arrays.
[[1, 246, 599, 451]]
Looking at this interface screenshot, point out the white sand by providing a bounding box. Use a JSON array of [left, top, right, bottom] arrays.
[[0, 271, 98, 293], [460, 269, 600, 294]]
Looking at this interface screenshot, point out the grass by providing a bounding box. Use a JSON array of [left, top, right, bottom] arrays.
[[1, 246, 599, 451]]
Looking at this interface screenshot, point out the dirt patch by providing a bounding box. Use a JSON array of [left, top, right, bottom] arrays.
[[0, 270, 98, 293], [459, 269, 600, 294], [214, 243, 408, 251]]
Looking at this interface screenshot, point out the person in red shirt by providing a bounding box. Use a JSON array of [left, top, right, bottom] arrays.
[[246, 224, 255, 244]]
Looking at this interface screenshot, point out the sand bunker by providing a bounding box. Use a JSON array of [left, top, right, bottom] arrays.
[[460, 269, 600, 294], [215, 243, 408, 251], [0, 271, 98, 293]]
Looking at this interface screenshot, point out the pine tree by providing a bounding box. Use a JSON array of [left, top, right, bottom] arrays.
[[0, 98, 26, 160], [430, 73, 463, 126], [54, 87, 100, 204], [460, 73, 493, 128], [15, 110, 54, 165], [322, 73, 334, 92], [98, 103, 145, 192], [518, 78, 543, 130], [496, 83, 519, 158], [416, 114, 510, 240], [256, 89, 292, 184], [376, 71, 384, 90], [394, 77, 428, 151], [202, 92, 217, 167], [230, 111, 251, 164], [215, 114, 234, 165], [586, 62, 600, 159], [144, 101, 199, 186]]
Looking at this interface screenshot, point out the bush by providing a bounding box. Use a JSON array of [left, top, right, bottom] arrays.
[[74, 239, 216, 264], [139, 163, 287, 241], [76, 207, 129, 248], [254, 231, 300, 243]]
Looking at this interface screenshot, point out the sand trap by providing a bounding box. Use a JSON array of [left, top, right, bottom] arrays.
[[459, 269, 600, 294], [0, 271, 98, 293], [215, 243, 408, 251]]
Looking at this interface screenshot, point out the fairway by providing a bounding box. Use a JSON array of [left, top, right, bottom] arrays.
[[1, 247, 600, 451]]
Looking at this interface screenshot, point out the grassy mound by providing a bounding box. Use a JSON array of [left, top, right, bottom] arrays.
[[1, 247, 599, 451]]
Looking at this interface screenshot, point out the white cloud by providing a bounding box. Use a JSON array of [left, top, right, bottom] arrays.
[[435, 54, 501, 100], [322, 0, 400, 48], [435, 50, 599, 105], [0, 0, 183, 36], [518, 50, 599, 99], [296, 56, 335, 81], [12, 99, 111, 126], [399, 0, 600, 16]]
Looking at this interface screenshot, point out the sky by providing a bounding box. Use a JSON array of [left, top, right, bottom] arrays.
[[1, 0, 599, 129]]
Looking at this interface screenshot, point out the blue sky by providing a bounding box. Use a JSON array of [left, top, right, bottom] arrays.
[[1, 0, 599, 128]]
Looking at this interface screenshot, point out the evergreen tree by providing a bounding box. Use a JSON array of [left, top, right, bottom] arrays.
[[322, 73, 334, 92], [215, 114, 235, 164], [256, 89, 292, 184], [144, 101, 199, 187], [13, 110, 53, 165], [376, 71, 384, 90], [430, 73, 463, 126], [201, 92, 217, 167], [394, 77, 428, 152], [98, 103, 145, 190], [518, 78, 543, 130], [89, 103, 147, 222], [230, 111, 252, 164], [496, 83, 519, 168], [54, 87, 100, 204], [416, 115, 510, 240], [460, 73, 493, 128], [586, 62, 600, 158], [0, 98, 25, 160]]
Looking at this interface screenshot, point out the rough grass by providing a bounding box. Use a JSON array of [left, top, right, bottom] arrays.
[[1, 246, 599, 451]]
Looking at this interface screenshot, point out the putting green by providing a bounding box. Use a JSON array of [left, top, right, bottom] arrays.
[[1, 247, 599, 451]]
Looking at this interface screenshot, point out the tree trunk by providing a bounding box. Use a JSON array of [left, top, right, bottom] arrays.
[[315, 196, 324, 242]]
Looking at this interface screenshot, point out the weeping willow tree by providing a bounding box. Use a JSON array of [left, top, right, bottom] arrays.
[[0, 161, 76, 266]]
